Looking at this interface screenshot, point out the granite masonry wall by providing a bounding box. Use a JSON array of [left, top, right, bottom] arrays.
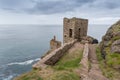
[[33, 40, 77, 68], [63, 17, 88, 43], [50, 36, 61, 51], [44, 40, 77, 65]]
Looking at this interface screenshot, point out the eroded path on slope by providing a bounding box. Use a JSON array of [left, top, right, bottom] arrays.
[[88, 44, 108, 80], [80, 44, 108, 80]]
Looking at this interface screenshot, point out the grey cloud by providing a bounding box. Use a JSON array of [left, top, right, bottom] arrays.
[[0, 0, 119, 14], [89, 0, 120, 9], [0, 0, 95, 14], [26, 0, 95, 14]]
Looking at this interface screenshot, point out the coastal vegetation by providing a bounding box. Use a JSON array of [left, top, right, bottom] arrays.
[[96, 20, 120, 80], [14, 20, 120, 80], [14, 44, 83, 80], [96, 46, 120, 80]]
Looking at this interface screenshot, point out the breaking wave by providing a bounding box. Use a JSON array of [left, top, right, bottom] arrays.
[[2, 75, 14, 80], [7, 58, 40, 66], [0, 58, 40, 80]]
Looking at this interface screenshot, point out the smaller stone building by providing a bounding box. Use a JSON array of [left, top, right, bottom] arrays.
[[50, 36, 61, 50], [63, 17, 88, 43]]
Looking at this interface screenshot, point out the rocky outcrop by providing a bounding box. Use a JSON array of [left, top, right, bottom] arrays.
[[50, 36, 61, 50], [100, 20, 120, 70], [81, 36, 98, 44], [100, 20, 120, 54], [111, 39, 120, 53]]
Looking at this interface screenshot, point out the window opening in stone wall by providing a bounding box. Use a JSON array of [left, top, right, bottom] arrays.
[[69, 29, 72, 37], [67, 20, 70, 23]]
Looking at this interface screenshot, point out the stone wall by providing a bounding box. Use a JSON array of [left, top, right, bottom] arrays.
[[63, 17, 88, 43], [74, 18, 88, 38], [33, 40, 77, 69], [44, 40, 76, 65], [63, 18, 76, 43], [79, 43, 89, 79], [50, 36, 61, 50]]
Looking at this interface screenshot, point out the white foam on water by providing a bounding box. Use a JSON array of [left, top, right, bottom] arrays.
[[2, 75, 14, 80], [7, 58, 40, 66], [0, 58, 40, 80]]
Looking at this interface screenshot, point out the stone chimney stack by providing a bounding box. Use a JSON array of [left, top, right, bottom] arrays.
[[54, 36, 56, 41], [50, 36, 61, 50]]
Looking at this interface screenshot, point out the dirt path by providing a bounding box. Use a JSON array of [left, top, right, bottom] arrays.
[[79, 43, 89, 80], [88, 44, 108, 80], [68, 42, 84, 53], [33, 42, 109, 80], [79, 44, 108, 80]]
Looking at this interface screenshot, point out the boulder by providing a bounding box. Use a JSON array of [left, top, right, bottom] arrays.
[[111, 39, 120, 53], [81, 36, 98, 44], [100, 20, 120, 70], [92, 39, 98, 44], [100, 20, 120, 54]]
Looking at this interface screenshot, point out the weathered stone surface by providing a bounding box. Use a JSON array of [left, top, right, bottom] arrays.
[[50, 36, 61, 50], [115, 32, 120, 36], [63, 17, 88, 43], [111, 39, 120, 53], [41, 36, 61, 59], [103, 41, 111, 47], [112, 39, 120, 45], [80, 44, 108, 80], [33, 40, 77, 69], [100, 20, 120, 54], [100, 20, 120, 70], [88, 44, 109, 80], [81, 36, 98, 44]]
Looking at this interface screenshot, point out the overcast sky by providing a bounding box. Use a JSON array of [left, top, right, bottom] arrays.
[[0, 0, 120, 24]]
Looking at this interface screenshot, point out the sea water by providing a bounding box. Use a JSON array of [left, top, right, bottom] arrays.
[[0, 24, 110, 80]]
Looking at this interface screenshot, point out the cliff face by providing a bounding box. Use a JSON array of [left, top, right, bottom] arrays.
[[100, 20, 120, 69]]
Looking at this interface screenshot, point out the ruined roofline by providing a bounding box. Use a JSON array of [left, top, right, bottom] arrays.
[[64, 17, 88, 21]]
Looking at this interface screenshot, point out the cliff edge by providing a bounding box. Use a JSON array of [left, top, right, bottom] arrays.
[[98, 20, 120, 80], [14, 19, 120, 80]]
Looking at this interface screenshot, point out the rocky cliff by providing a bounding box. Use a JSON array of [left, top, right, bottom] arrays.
[[100, 20, 120, 69], [14, 20, 120, 80]]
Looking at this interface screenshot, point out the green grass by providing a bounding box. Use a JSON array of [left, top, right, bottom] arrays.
[[14, 44, 83, 80], [46, 71, 80, 80], [96, 46, 120, 80], [112, 36, 120, 41], [48, 48, 83, 80], [14, 70, 43, 80], [106, 53, 120, 68], [54, 58, 81, 70], [53, 49, 83, 70], [113, 25, 120, 32]]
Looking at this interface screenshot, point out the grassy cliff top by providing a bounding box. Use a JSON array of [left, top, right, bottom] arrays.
[[14, 43, 83, 80], [99, 20, 120, 80]]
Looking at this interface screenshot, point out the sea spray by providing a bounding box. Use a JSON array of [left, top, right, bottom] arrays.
[[7, 58, 40, 66], [0, 58, 40, 80]]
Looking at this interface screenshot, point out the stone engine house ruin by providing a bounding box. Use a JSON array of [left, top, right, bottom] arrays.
[[63, 17, 88, 43], [50, 36, 61, 50]]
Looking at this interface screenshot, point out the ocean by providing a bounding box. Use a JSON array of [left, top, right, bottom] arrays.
[[0, 24, 110, 80]]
